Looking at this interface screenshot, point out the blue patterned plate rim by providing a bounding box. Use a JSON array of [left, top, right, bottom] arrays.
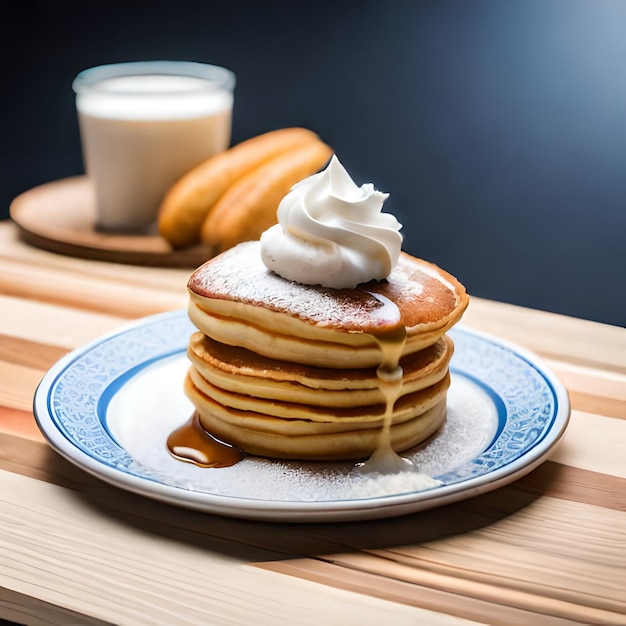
[[33, 310, 570, 522]]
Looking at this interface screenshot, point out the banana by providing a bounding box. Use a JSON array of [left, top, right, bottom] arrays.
[[158, 128, 321, 249], [200, 140, 333, 253]]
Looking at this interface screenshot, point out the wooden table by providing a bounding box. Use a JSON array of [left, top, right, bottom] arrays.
[[1, 220, 624, 625]]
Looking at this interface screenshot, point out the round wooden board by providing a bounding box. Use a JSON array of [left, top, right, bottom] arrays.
[[9, 176, 214, 267]]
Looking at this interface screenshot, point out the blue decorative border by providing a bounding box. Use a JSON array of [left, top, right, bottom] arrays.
[[45, 312, 193, 483], [440, 329, 559, 483], [39, 311, 562, 497]]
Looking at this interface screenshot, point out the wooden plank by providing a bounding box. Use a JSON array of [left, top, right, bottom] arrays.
[[463, 299, 626, 374], [0, 407, 43, 441], [0, 587, 113, 626], [1, 434, 624, 623], [258, 558, 581, 626], [0, 295, 127, 348], [548, 360, 626, 419], [567, 390, 626, 420], [0, 259, 187, 318], [551, 411, 626, 478], [0, 217, 194, 288], [3, 446, 624, 624], [369, 499, 626, 610], [0, 334, 69, 370], [0, 470, 468, 626], [521, 460, 626, 511], [548, 361, 626, 401], [260, 557, 623, 626], [259, 495, 626, 625], [0, 361, 44, 412]]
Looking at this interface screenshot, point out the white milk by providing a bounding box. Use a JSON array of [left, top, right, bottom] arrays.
[[75, 67, 234, 232]]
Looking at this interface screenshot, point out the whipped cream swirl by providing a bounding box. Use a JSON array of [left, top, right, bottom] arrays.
[[260, 155, 402, 288]]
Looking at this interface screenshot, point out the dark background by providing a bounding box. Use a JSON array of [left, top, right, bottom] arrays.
[[2, 0, 625, 327]]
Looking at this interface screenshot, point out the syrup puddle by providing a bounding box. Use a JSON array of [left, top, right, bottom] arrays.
[[167, 412, 243, 468]]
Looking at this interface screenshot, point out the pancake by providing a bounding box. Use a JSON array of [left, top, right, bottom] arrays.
[[187, 241, 468, 369], [187, 332, 454, 407], [187, 364, 450, 424], [179, 240, 468, 462], [184, 372, 448, 461]]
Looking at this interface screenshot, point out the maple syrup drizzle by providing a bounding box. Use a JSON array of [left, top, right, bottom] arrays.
[[359, 324, 413, 473], [350, 289, 411, 472], [166, 412, 243, 468]]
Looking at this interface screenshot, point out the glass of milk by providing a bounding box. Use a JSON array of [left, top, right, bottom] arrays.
[[73, 61, 235, 233]]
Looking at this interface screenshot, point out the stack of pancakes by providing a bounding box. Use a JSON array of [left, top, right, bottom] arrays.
[[185, 241, 469, 461]]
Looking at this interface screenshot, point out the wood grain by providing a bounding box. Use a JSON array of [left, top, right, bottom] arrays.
[[1, 257, 186, 318], [0, 334, 70, 370], [1, 220, 625, 626], [463, 298, 626, 374], [0, 471, 466, 626]]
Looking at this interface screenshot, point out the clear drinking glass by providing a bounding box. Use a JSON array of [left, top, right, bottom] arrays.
[[73, 61, 235, 232]]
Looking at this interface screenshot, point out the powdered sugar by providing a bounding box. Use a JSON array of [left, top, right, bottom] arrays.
[[188, 241, 465, 331], [107, 356, 496, 503]]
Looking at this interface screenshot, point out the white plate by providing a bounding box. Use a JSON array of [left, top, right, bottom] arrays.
[[34, 310, 570, 522]]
